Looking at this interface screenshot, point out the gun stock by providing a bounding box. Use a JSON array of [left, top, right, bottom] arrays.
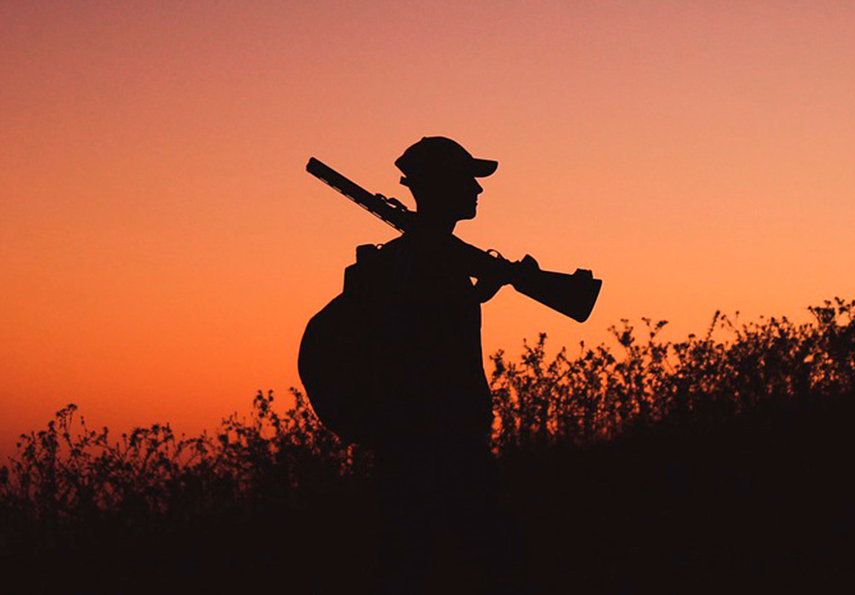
[[446, 238, 602, 322], [512, 259, 602, 323]]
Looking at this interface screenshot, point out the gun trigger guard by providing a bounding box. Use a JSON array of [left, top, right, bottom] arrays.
[[486, 249, 505, 260]]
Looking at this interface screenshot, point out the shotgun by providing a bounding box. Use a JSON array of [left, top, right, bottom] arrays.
[[306, 157, 602, 322]]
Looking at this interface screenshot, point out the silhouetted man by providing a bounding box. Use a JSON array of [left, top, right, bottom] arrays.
[[366, 137, 517, 594]]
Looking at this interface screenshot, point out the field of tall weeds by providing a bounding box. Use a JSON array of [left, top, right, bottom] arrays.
[[1, 298, 853, 592]]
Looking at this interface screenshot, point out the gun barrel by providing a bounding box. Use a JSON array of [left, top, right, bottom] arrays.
[[307, 158, 413, 232]]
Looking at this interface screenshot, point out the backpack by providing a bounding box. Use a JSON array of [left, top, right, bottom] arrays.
[[297, 244, 384, 444]]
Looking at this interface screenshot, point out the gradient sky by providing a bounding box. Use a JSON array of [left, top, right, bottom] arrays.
[[2, 0, 854, 458]]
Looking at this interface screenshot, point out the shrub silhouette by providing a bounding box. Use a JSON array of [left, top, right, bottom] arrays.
[[1, 389, 364, 536], [491, 298, 855, 451], [1, 298, 853, 592]]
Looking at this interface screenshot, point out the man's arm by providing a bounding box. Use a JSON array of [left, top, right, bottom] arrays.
[[471, 254, 518, 303]]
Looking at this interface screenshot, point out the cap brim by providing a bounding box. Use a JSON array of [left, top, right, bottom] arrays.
[[471, 158, 498, 177]]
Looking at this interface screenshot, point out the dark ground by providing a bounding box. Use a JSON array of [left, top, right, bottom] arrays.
[[3, 397, 852, 594]]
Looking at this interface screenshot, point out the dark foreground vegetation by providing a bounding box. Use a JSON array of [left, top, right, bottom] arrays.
[[2, 299, 853, 593]]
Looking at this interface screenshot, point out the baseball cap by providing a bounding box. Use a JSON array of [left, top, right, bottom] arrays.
[[395, 136, 498, 186]]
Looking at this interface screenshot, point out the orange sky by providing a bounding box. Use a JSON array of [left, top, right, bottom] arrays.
[[2, 1, 854, 459]]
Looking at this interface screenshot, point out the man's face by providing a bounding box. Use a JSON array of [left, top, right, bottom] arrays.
[[418, 171, 484, 221]]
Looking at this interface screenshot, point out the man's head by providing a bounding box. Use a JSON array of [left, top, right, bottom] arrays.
[[395, 137, 498, 223]]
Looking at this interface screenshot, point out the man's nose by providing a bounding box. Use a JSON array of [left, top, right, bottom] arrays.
[[474, 180, 483, 194]]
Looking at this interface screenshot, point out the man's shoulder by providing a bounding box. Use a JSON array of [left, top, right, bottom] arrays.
[[380, 232, 454, 255], [352, 237, 410, 268], [348, 237, 413, 287], [377, 235, 414, 253]]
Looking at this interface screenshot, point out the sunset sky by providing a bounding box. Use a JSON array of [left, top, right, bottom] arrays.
[[2, 1, 854, 458]]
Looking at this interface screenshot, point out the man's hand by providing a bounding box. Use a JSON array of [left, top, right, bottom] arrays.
[[473, 254, 542, 303], [472, 252, 517, 303], [473, 274, 506, 303]]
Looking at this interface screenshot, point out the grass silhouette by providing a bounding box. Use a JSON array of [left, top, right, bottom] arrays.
[[492, 297, 855, 450], [2, 298, 853, 593]]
